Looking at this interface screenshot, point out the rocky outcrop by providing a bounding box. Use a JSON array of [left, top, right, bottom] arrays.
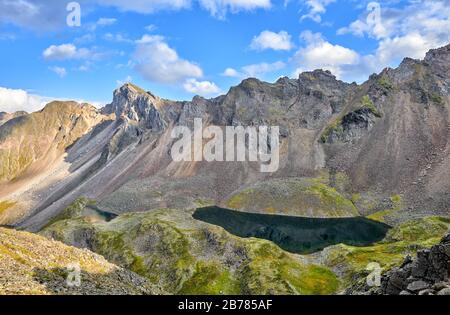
[[0, 227, 161, 295], [103, 83, 167, 132], [379, 233, 450, 295]]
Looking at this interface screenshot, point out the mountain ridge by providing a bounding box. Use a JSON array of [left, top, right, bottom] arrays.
[[0, 44, 448, 231]]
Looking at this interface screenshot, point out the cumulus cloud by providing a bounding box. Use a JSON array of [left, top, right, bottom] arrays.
[[133, 35, 203, 84], [49, 66, 67, 78], [293, 31, 359, 79], [0, 87, 50, 113], [334, 1, 450, 82], [183, 79, 221, 95], [42, 44, 91, 61], [301, 0, 335, 23], [250, 30, 294, 51], [222, 67, 241, 77]]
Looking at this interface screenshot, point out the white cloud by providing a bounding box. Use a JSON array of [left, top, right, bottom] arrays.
[[0, 0, 65, 31], [198, 0, 271, 19], [301, 0, 335, 23], [49, 66, 67, 78], [104, 33, 133, 43], [0, 0, 273, 32], [133, 35, 203, 84], [43, 43, 115, 61], [42, 44, 92, 61], [0, 87, 49, 113], [135, 34, 165, 44], [338, 1, 450, 42], [95, 0, 191, 13], [96, 17, 117, 26], [145, 24, 157, 32], [222, 67, 241, 77], [116, 75, 133, 86], [293, 31, 359, 79], [222, 61, 286, 79], [250, 30, 294, 51], [74, 34, 96, 44], [334, 1, 450, 82], [0, 33, 16, 40], [183, 78, 221, 95], [242, 61, 286, 77]]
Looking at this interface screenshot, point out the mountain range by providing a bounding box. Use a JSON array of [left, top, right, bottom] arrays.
[[0, 44, 449, 295]]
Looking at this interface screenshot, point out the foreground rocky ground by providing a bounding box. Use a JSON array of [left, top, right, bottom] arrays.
[[379, 233, 450, 295], [1, 196, 449, 295], [0, 227, 161, 295]]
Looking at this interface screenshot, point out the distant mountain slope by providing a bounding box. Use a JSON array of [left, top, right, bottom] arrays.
[[0, 102, 110, 224], [0, 44, 448, 230], [0, 227, 160, 295], [0, 111, 27, 126]]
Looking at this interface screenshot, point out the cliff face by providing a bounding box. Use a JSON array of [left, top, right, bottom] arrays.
[[0, 45, 449, 230]]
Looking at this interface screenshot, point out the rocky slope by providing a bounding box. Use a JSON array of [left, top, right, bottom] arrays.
[[0, 227, 161, 295], [0, 102, 111, 224]]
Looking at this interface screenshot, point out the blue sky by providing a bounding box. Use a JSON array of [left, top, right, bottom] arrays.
[[0, 0, 449, 112]]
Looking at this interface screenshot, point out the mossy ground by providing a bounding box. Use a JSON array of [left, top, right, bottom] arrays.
[[42, 206, 340, 295], [366, 194, 404, 223], [41, 199, 448, 295], [225, 178, 359, 218], [321, 216, 450, 288]]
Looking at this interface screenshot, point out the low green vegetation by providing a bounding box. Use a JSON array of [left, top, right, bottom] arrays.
[[320, 119, 343, 143], [43, 197, 95, 228], [322, 216, 450, 287], [225, 178, 359, 218], [40, 198, 449, 295], [377, 76, 393, 90], [430, 92, 444, 105], [361, 95, 382, 117], [366, 194, 404, 223], [41, 206, 341, 295]]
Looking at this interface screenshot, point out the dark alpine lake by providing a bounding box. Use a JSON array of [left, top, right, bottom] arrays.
[[193, 206, 390, 254]]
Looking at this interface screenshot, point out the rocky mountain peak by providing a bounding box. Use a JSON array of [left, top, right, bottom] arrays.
[[106, 83, 165, 132]]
